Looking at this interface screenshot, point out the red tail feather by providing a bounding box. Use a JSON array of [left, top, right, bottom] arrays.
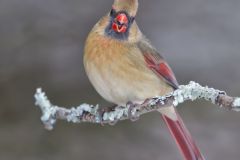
[[162, 113, 205, 160]]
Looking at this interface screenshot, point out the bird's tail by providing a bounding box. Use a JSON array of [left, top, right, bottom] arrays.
[[162, 111, 205, 160]]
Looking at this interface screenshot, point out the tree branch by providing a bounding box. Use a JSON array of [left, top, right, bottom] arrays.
[[34, 81, 240, 130]]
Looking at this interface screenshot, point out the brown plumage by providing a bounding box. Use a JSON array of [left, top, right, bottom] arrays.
[[83, 0, 205, 159], [113, 0, 138, 16], [84, 23, 172, 105]]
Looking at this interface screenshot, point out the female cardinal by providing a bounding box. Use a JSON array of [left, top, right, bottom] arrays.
[[84, 0, 205, 159]]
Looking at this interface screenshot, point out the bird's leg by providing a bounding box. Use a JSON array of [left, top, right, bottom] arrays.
[[108, 105, 119, 126], [98, 105, 118, 126], [97, 107, 107, 126], [141, 98, 152, 106], [127, 101, 139, 121]]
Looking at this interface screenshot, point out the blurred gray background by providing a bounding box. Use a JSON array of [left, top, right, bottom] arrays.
[[0, 0, 240, 159]]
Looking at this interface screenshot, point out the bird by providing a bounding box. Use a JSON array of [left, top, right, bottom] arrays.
[[83, 0, 205, 159]]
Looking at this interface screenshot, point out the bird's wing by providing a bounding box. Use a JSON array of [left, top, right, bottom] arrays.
[[137, 38, 179, 89]]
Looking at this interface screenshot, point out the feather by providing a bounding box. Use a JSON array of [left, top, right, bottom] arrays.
[[138, 39, 179, 89]]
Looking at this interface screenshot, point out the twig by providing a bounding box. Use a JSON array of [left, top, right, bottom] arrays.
[[34, 81, 240, 130]]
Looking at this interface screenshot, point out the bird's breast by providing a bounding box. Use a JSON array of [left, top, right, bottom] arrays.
[[84, 34, 172, 105]]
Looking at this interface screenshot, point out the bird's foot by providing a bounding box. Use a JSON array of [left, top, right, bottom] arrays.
[[127, 101, 139, 122], [98, 105, 118, 126], [141, 98, 151, 106], [108, 119, 118, 126], [97, 107, 106, 126]]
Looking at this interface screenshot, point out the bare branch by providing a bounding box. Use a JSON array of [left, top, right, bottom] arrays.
[[34, 81, 240, 130]]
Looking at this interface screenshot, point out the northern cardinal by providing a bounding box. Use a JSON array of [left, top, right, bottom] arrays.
[[84, 0, 205, 159]]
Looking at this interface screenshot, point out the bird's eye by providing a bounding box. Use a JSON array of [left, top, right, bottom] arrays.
[[110, 9, 116, 17], [112, 13, 129, 33]]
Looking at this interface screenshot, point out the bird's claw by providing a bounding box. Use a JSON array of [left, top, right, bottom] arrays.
[[127, 101, 139, 121], [108, 120, 118, 126], [98, 105, 118, 126], [98, 108, 106, 126], [141, 98, 151, 106]]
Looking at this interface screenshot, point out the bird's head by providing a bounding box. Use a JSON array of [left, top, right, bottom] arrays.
[[110, 9, 132, 34], [103, 0, 139, 40]]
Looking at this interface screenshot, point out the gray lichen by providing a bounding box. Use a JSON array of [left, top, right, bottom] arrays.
[[34, 88, 57, 130], [34, 81, 240, 130], [172, 81, 224, 107], [233, 98, 240, 112]]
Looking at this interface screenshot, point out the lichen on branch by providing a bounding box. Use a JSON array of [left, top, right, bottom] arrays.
[[34, 81, 240, 130]]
